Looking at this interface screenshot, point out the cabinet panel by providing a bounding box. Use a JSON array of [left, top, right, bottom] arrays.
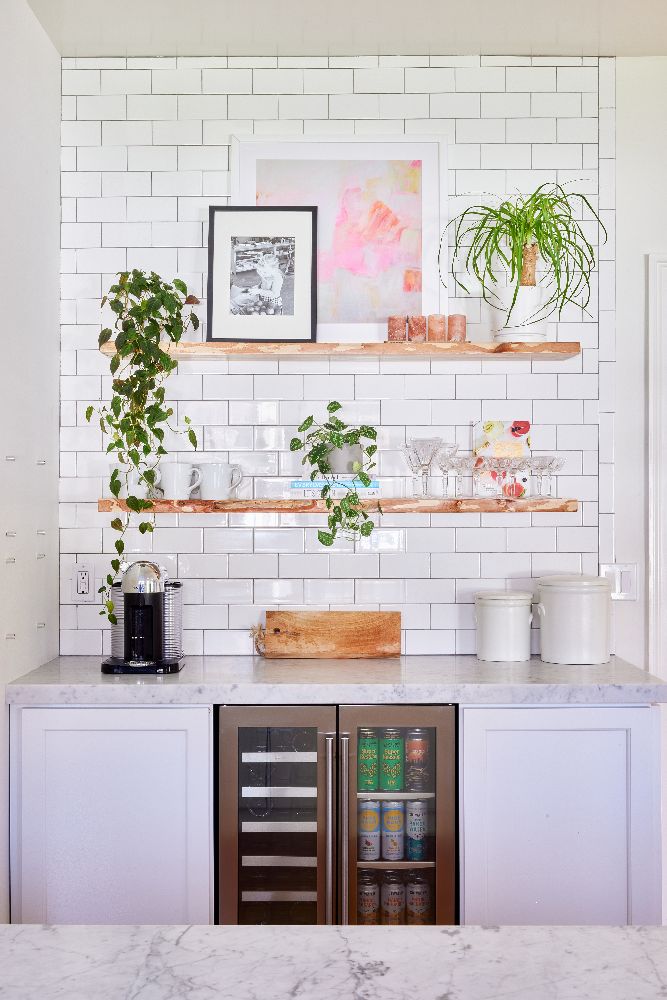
[[461, 706, 661, 925], [12, 706, 212, 924]]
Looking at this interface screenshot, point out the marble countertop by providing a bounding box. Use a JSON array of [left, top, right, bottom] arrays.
[[2, 924, 667, 999], [6, 654, 667, 706]]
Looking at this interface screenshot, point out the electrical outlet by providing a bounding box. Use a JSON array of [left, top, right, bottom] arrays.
[[72, 563, 95, 603]]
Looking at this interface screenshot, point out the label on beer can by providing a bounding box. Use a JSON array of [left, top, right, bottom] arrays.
[[381, 877, 406, 925], [405, 730, 430, 792], [406, 800, 427, 861], [357, 731, 379, 791], [358, 800, 381, 861], [357, 876, 380, 925], [380, 730, 404, 792], [406, 876, 431, 925], [381, 800, 405, 861]]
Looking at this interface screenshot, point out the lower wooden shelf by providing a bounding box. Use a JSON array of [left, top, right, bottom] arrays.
[[98, 497, 578, 514]]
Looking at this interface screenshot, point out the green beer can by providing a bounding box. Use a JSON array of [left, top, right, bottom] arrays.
[[379, 727, 404, 791], [357, 728, 379, 791]]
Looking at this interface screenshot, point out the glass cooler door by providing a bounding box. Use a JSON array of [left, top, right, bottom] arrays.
[[339, 706, 456, 926], [219, 707, 337, 924]]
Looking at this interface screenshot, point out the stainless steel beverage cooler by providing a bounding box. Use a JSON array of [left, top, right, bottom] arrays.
[[218, 706, 456, 925]]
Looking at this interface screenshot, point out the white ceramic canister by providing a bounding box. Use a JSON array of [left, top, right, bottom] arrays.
[[536, 575, 612, 665], [474, 591, 534, 662]]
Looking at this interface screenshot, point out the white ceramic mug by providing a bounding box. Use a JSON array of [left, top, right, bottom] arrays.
[[110, 464, 161, 500], [160, 462, 202, 500], [198, 462, 243, 500]]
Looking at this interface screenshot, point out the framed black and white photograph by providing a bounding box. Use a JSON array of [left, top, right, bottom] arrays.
[[206, 205, 317, 342]]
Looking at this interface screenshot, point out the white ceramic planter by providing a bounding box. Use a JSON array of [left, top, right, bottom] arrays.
[[492, 282, 552, 336]]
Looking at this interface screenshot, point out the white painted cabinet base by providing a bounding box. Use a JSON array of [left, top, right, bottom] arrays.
[[11, 706, 213, 924], [461, 706, 662, 925]]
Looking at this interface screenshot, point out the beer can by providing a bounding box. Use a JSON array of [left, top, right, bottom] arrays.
[[379, 727, 404, 792], [357, 728, 379, 791], [381, 800, 405, 861], [381, 872, 406, 925], [405, 728, 431, 792], [406, 800, 428, 861], [357, 870, 380, 925], [406, 873, 431, 925], [357, 800, 381, 861]]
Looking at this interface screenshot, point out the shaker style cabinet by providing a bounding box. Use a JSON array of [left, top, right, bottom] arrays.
[[460, 706, 662, 925], [10, 706, 213, 924], [218, 705, 456, 926]]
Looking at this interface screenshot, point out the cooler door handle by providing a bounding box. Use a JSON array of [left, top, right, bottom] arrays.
[[324, 733, 335, 925], [340, 733, 350, 924]]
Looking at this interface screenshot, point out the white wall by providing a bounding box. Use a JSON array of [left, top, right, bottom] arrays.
[[0, 0, 60, 920], [58, 55, 613, 658], [615, 58, 667, 667], [615, 57, 667, 923]]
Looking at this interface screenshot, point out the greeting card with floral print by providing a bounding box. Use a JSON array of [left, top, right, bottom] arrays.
[[472, 420, 532, 498]]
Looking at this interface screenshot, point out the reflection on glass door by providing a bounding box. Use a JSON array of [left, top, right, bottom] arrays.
[[219, 707, 336, 925], [340, 707, 456, 926]]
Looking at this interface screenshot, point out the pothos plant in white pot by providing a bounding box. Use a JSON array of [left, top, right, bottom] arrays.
[[447, 183, 607, 334]]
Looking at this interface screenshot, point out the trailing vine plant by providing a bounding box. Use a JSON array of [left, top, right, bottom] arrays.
[[290, 401, 379, 546], [444, 182, 607, 326], [87, 269, 200, 623]]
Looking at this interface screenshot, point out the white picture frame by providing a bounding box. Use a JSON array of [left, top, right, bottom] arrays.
[[231, 136, 448, 342]]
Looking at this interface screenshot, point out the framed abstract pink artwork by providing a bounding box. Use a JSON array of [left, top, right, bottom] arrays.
[[231, 137, 447, 341]]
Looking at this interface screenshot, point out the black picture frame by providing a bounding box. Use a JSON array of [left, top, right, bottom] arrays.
[[206, 204, 317, 343]]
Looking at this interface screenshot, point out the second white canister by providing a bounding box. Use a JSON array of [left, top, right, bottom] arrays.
[[474, 591, 534, 662], [536, 575, 612, 665]]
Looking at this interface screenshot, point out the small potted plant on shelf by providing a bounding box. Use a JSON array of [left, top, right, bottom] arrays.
[[290, 401, 379, 546], [446, 182, 606, 335], [87, 269, 200, 622]]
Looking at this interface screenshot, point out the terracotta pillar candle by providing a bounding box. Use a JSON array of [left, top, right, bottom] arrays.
[[427, 314, 447, 341], [387, 315, 407, 341], [447, 314, 467, 342], [407, 315, 427, 342]]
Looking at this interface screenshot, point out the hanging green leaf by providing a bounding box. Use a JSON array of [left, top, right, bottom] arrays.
[[88, 269, 200, 623]]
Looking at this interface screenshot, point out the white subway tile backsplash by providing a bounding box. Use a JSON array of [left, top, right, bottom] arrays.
[[506, 67, 556, 92], [59, 53, 612, 654], [557, 67, 598, 92]]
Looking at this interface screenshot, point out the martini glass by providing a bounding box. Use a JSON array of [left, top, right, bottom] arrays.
[[404, 437, 443, 497], [530, 456, 557, 497], [434, 443, 459, 497]]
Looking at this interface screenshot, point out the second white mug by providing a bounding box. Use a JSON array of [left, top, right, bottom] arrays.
[[198, 463, 243, 500], [160, 463, 202, 500]]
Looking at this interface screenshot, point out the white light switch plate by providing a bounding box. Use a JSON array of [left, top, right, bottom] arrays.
[[600, 563, 638, 601]]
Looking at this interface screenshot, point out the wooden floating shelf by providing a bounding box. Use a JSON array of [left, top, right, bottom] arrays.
[[99, 497, 578, 514], [100, 340, 580, 361]]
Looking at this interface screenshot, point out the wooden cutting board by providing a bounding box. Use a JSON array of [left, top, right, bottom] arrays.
[[262, 611, 401, 659]]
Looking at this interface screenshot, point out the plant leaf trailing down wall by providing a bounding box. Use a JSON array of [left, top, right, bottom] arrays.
[[87, 269, 200, 623]]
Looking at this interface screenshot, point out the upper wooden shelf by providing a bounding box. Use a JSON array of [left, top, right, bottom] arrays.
[[99, 497, 578, 515], [100, 341, 581, 360]]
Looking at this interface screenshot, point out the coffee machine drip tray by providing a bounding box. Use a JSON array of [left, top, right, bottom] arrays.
[[101, 657, 185, 675]]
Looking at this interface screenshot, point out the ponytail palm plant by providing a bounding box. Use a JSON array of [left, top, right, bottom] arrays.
[[447, 183, 606, 327]]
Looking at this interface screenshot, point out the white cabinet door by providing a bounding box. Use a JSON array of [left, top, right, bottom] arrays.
[[461, 706, 661, 925], [11, 706, 213, 924]]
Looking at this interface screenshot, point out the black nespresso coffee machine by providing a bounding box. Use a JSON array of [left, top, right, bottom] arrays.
[[102, 560, 184, 674]]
